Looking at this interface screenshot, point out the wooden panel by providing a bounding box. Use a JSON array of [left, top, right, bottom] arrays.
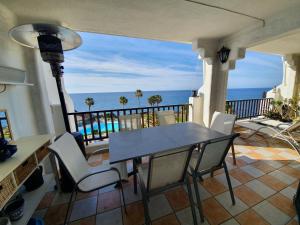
[[13, 154, 37, 185], [0, 173, 16, 208], [36, 142, 50, 162]]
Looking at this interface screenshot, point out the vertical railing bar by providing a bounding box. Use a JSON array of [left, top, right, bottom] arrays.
[[152, 108, 155, 126], [104, 111, 109, 138], [177, 106, 180, 122], [141, 109, 145, 128], [82, 113, 88, 145], [74, 115, 79, 132], [110, 111, 115, 133], [147, 108, 150, 127], [89, 113, 95, 140], [97, 112, 102, 140], [116, 110, 120, 131], [181, 105, 184, 122]]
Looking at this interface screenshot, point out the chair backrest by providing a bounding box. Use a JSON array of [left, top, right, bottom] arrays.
[[210, 111, 236, 135], [156, 110, 176, 125], [48, 132, 89, 183], [195, 134, 239, 173], [119, 114, 142, 131], [287, 120, 300, 132], [147, 145, 193, 191]]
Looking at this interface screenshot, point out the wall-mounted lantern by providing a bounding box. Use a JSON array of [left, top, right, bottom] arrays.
[[217, 46, 230, 64]]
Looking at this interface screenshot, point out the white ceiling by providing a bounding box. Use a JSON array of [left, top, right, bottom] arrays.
[[250, 31, 300, 55], [2, 0, 300, 44]]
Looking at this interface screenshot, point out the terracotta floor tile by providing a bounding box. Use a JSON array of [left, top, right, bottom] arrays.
[[37, 191, 56, 210], [165, 187, 190, 211], [202, 197, 231, 225], [280, 166, 300, 179], [247, 152, 265, 160], [44, 203, 69, 225], [258, 174, 288, 191], [97, 190, 121, 213], [152, 214, 180, 225], [123, 201, 145, 225], [268, 193, 296, 217], [252, 161, 276, 173], [235, 208, 269, 225], [68, 216, 96, 225], [201, 178, 227, 195], [291, 182, 299, 189], [76, 190, 98, 201], [229, 168, 254, 184], [234, 185, 263, 206], [286, 219, 299, 225], [235, 158, 249, 167]]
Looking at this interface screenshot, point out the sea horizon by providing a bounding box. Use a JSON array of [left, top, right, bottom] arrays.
[[70, 87, 271, 112]]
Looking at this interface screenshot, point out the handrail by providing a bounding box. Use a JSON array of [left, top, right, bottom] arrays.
[[68, 103, 191, 144]]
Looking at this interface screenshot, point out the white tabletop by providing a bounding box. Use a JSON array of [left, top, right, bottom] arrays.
[[109, 122, 225, 163]]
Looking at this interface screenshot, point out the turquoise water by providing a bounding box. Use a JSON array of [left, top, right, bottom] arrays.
[[78, 121, 119, 135]]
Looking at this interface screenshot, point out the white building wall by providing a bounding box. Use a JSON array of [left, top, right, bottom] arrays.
[[0, 4, 38, 139]]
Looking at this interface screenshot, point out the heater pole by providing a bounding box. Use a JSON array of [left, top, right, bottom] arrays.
[[50, 63, 71, 133]]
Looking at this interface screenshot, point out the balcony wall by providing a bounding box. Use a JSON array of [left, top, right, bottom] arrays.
[[0, 4, 38, 139]]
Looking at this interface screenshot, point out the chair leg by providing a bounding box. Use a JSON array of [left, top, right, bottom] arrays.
[[231, 143, 237, 165], [120, 181, 127, 214], [64, 188, 76, 225], [142, 193, 151, 225], [192, 175, 204, 223], [224, 162, 235, 205], [186, 176, 198, 225]]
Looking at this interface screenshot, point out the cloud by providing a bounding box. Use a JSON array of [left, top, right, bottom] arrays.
[[64, 54, 199, 79]]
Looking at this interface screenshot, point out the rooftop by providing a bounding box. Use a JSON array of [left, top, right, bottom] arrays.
[[35, 126, 299, 225]]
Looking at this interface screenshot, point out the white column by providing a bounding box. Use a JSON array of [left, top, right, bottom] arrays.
[[267, 54, 300, 101], [193, 39, 245, 126]]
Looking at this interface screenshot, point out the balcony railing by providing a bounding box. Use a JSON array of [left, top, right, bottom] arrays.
[[68, 104, 190, 144], [68, 98, 272, 143], [225, 98, 272, 119]]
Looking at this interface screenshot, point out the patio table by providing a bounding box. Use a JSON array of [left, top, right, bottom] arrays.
[[109, 122, 226, 193]]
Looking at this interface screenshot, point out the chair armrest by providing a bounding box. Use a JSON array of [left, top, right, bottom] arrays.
[[76, 167, 121, 189]]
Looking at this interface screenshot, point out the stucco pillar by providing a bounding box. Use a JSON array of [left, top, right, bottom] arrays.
[[267, 54, 300, 101], [192, 39, 245, 126]]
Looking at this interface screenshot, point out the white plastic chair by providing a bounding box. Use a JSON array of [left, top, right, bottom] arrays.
[[156, 110, 176, 125], [48, 133, 127, 225], [210, 111, 237, 164], [119, 114, 142, 131], [189, 133, 239, 222], [138, 145, 197, 225]]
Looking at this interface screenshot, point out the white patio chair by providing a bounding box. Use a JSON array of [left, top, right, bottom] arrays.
[[210, 111, 237, 164], [189, 133, 239, 222], [119, 114, 142, 131], [119, 114, 143, 192], [138, 145, 197, 225], [237, 118, 300, 152], [156, 110, 176, 125], [48, 133, 127, 225]]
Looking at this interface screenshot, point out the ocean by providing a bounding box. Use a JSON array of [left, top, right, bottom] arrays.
[[70, 88, 271, 112]]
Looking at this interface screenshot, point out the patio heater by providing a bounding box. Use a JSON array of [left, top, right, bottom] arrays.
[[9, 24, 82, 132]]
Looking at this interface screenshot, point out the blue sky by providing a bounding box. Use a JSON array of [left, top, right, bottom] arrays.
[[63, 32, 283, 93]]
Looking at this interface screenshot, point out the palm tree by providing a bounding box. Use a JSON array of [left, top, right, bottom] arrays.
[[85, 97, 95, 111], [154, 95, 162, 106], [135, 89, 143, 106], [148, 96, 156, 106], [119, 96, 128, 109]]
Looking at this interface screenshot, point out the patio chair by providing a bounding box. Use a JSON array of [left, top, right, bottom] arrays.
[[138, 145, 197, 225], [156, 110, 176, 125], [210, 111, 237, 164], [119, 114, 142, 131], [237, 118, 300, 152], [48, 133, 127, 225], [189, 133, 239, 222]]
